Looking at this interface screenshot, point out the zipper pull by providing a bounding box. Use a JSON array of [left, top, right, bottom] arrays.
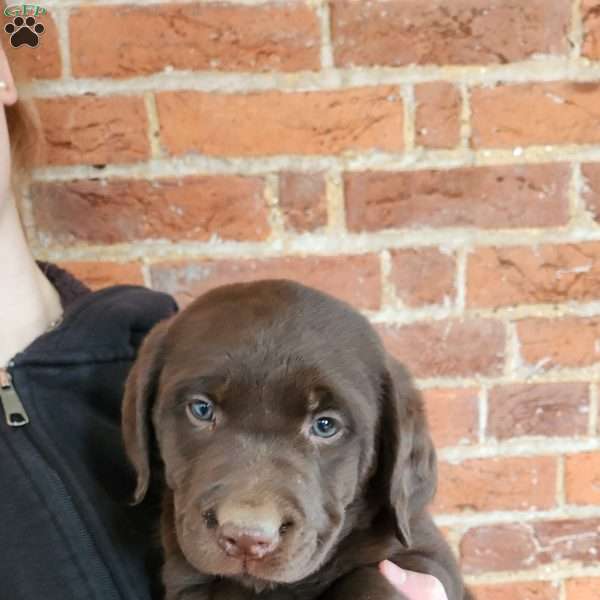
[[0, 368, 30, 427]]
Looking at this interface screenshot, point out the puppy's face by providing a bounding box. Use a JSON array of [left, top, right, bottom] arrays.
[[156, 345, 378, 585], [123, 280, 436, 589]]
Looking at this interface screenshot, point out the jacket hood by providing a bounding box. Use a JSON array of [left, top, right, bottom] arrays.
[[38, 261, 92, 309], [12, 263, 178, 367]]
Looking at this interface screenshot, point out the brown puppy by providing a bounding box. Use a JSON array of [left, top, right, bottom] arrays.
[[123, 280, 473, 600]]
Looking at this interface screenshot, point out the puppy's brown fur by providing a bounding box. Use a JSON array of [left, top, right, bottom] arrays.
[[123, 280, 473, 600]]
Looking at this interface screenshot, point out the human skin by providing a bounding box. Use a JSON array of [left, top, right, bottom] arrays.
[[380, 561, 449, 600], [0, 45, 447, 600], [0, 45, 62, 366]]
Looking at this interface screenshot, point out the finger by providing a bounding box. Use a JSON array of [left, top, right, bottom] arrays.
[[379, 560, 407, 587], [379, 561, 449, 600]]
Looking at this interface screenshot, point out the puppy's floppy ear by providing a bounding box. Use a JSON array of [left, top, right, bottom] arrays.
[[122, 318, 172, 505], [379, 354, 437, 548]]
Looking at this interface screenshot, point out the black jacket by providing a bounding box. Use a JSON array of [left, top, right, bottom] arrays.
[[0, 264, 177, 600]]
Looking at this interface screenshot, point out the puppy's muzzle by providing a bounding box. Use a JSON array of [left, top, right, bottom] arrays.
[[214, 498, 292, 561], [218, 522, 280, 560]]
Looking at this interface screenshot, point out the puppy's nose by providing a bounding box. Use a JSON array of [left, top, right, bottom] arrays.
[[217, 523, 280, 559]]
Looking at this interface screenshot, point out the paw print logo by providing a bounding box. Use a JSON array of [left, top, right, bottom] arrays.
[[4, 15, 44, 48]]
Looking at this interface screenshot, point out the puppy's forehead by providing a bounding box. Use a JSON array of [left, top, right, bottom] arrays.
[[161, 280, 386, 411], [166, 280, 383, 366]]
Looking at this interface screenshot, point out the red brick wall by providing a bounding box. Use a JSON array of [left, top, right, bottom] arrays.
[[9, 1, 600, 597]]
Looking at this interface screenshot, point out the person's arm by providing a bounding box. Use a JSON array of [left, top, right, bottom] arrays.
[[379, 561, 449, 600]]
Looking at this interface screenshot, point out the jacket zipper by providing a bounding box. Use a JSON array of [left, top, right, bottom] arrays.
[[0, 317, 62, 428], [0, 365, 30, 427], [1, 362, 123, 600]]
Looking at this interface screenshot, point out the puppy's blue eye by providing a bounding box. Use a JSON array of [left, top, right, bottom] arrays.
[[187, 397, 214, 422], [310, 416, 340, 438]]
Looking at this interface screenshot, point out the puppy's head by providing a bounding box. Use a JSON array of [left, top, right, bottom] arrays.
[[123, 280, 436, 587]]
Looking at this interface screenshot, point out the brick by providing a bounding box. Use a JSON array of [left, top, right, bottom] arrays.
[[566, 578, 600, 600], [534, 519, 600, 565], [344, 165, 570, 232], [157, 87, 403, 157], [331, 0, 570, 67], [472, 83, 600, 147], [70, 3, 319, 77], [472, 582, 559, 600], [422, 388, 479, 448], [468, 243, 600, 308], [377, 319, 505, 378], [31, 177, 269, 245], [150, 255, 381, 309], [389, 248, 456, 307], [566, 453, 600, 505], [2, 13, 61, 79], [36, 96, 149, 166], [488, 383, 590, 440], [461, 519, 600, 573], [59, 262, 144, 289], [415, 83, 461, 149], [460, 523, 538, 573], [517, 317, 600, 370], [582, 163, 600, 222], [279, 173, 327, 232], [583, 1, 600, 59], [434, 456, 556, 514]]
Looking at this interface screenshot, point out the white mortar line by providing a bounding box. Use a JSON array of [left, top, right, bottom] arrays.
[[504, 321, 525, 377], [438, 437, 600, 463], [445, 530, 461, 562], [478, 387, 488, 445], [417, 377, 595, 391], [372, 300, 600, 324], [20, 60, 600, 96], [424, 364, 600, 390], [325, 170, 346, 234], [570, 0, 584, 60], [144, 92, 163, 159], [264, 173, 285, 243], [379, 250, 396, 310], [559, 580, 567, 600], [434, 503, 600, 528], [569, 163, 583, 223], [52, 4, 72, 79], [141, 262, 152, 288], [454, 246, 468, 313], [459, 82, 472, 150], [32, 238, 600, 297], [401, 83, 416, 152], [26, 145, 600, 182], [579, 162, 599, 223], [315, 0, 334, 70], [418, 369, 600, 389]]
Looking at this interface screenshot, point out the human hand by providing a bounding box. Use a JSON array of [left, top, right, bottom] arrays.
[[379, 561, 449, 600]]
